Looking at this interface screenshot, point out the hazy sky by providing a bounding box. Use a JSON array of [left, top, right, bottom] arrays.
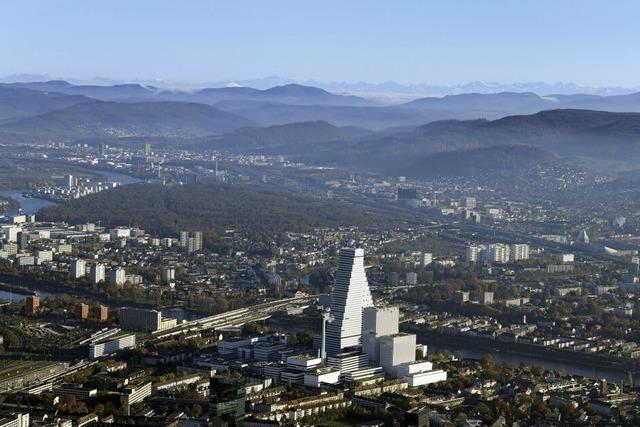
[[2, 0, 639, 86]]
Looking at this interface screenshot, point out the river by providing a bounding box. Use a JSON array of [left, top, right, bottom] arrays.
[[0, 169, 142, 215], [427, 343, 635, 384], [0, 285, 49, 303]]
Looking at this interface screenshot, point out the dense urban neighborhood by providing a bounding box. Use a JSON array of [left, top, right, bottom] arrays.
[[0, 135, 638, 426]]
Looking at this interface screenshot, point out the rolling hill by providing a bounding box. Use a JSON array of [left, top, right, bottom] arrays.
[[0, 100, 253, 139], [285, 109, 640, 173], [403, 91, 640, 117], [403, 92, 554, 116], [0, 86, 91, 121], [3, 80, 159, 101], [178, 83, 375, 107], [205, 121, 371, 152], [212, 100, 474, 130], [403, 145, 559, 178]]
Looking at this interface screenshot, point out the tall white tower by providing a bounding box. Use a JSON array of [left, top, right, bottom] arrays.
[[321, 308, 334, 362], [326, 248, 373, 356]]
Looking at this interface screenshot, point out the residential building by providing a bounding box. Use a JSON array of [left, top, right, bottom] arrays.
[[180, 231, 203, 253], [419, 252, 432, 267], [453, 291, 470, 303], [110, 267, 126, 286], [109, 227, 131, 241], [54, 383, 97, 400], [0, 412, 29, 427], [89, 263, 106, 284], [464, 197, 477, 210], [95, 305, 109, 322], [161, 267, 175, 284], [480, 291, 494, 305], [25, 295, 40, 315], [76, 303, 89, 320], [510, 244, 530, 261], [70, 259, 86, 279], [487, 244, 510, 263], [466, 245, 481, 263], [405, 272, 418, 285], [121, 382, 152, 412]]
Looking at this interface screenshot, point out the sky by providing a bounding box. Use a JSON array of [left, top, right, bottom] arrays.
[[2, 0, 640, 86]]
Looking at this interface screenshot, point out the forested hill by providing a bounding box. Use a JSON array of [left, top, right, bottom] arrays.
[[404, 145, 559, 178], [38, 183, 381, 247]]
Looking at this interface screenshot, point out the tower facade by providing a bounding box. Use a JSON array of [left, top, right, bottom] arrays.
[[326, 248, 373, 356], [362, 306, 400, 363], [209, 376, 246, 427]]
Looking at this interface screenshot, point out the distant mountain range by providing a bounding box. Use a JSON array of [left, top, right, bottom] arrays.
[[3, 73, 637, 96], [6, 80, 640, 131], [2, 80, 376, 106], [4, 80, 640, 178]]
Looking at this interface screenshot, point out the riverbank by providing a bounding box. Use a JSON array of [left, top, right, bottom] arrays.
[[0, 190, 57, 215], [0, 282, 37, 296], [406, 327, 640, 382], [0, 272, 202, 322], [0, 272, 152, 309], [0, 169, 143, 215]]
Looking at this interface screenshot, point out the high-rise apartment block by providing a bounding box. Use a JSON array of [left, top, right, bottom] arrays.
[[70, 259, 86, 279], [487, 244, 510, 263], [25, 295, 40, 315], [463, 196, 476, 210], [179, 231, 203, 253], [161, 267, 176, 284], [95, 305, 109, 322], [510, 244, 530, 261], [419, 252, 432, 267], [406, 272, 418, 285], [110, 267, 126, 286], [466, 244, 481, 263], [90, 263, 106, 284], [76, 303, 89, 320]]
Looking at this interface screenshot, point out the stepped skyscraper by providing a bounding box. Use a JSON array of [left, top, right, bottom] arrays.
[[326, 248, 373, 355]]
